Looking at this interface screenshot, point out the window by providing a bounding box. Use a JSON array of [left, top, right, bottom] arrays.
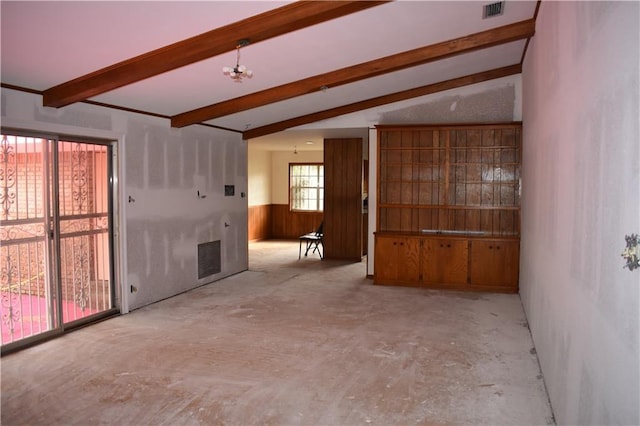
[[290, 163, 324, 211]]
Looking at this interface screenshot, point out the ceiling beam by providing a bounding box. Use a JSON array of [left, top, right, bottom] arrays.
[[42, 1, 389, 108], [242, 64, 522, 140], [172, 19, 534, 128]]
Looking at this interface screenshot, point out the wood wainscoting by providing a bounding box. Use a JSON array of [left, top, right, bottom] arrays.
[[271, 205, 323, 239], [249, 204, 323, 241], [249, 205, 272, 241]]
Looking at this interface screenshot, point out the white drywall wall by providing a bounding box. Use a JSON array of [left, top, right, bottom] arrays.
[[520, 2, 639, 424], [1, 88, 248, 312], [248, 145, 272, 207]]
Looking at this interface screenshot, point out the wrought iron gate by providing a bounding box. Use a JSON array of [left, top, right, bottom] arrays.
[[1, 133, 116, 348]]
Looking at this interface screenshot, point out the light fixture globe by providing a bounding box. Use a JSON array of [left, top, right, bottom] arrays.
[[223, 39, 253, 82]]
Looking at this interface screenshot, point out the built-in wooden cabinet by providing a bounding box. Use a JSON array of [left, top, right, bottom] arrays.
[[374, 123, 521, 293], [469, 239, 520, 289], [373, 234, 421, 284], [421, 237, 468, 286]]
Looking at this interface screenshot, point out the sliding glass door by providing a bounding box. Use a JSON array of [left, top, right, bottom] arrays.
[[1, 133, 116, 348]]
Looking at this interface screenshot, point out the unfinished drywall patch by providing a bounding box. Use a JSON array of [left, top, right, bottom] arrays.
[[379, 85, 516, 124], [0, 91, 6, 117], [125, 121, 146, 187], [0, 88, 248, 314], [124, 124, 247, 308], [35, 103, 112, 130], [195, 139, 210, 190]]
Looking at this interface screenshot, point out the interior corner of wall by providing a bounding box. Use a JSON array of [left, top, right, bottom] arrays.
[[513, 74, 523, 121]]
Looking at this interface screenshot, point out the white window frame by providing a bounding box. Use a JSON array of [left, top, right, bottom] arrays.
[[289, 163, 324, 212]]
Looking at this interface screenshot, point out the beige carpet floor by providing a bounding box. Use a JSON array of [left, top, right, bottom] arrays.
[[1, 240, 554, 425]]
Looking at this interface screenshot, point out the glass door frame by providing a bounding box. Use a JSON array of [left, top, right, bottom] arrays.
[[1, 129, 120, 354]]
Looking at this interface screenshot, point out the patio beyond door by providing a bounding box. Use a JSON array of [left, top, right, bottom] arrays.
[[1, 134, 116, 348]]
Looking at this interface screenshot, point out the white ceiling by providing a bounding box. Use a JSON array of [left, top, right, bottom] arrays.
[[1, 1, 537, 151]]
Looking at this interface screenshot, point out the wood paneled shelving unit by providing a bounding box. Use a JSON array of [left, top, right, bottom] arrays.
[[374, 123, 522, 292]]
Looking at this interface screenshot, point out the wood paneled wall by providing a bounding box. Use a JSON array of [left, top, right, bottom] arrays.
[[271, 205, 323, 239], [248, 205, 272, 241], [324, 138, 363, 261], [249, 204, 323, 240]]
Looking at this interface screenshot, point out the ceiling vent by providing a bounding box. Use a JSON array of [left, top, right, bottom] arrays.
[[483, 1, 505, 18]]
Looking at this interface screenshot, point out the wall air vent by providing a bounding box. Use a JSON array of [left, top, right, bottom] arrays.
[[483, 1, 505, 18], [198, 240, 221, 279]]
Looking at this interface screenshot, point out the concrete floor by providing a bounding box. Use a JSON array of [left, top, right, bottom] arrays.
[[1, 240, 554, 425]]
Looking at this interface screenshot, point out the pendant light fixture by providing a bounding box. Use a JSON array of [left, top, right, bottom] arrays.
[[222, 39, 253, 82]]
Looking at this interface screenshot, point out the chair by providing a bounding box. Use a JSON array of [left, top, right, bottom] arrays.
[[299, 222, 323, 259]]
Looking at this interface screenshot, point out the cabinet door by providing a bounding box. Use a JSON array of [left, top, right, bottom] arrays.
[[421, 238, 468, 285], [374, 235, 420, 284], [469, 240, 519, 289]]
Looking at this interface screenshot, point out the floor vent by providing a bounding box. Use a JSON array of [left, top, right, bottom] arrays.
[[483, 1, 505, 18], [198, 240, 221, 279]]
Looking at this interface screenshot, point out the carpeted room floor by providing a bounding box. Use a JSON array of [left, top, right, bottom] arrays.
[[1, 240, 554, 425]]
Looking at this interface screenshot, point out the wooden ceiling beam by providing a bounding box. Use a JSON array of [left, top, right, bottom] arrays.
[[242, 64, 522, 140], [42, 1, 388, 108], [173, 19, 534, 128]]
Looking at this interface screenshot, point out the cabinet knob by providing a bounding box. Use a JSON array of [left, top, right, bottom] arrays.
[[440, 244, 444, 248], [393, 242, 397, 246], [400, 242, 404, 246], [496, 245, 501, 250], [447, 244, 451, 248], [489, 245, 493, 249]]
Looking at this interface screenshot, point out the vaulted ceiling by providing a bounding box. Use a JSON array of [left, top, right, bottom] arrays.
[[1, 1, 538, 150]]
